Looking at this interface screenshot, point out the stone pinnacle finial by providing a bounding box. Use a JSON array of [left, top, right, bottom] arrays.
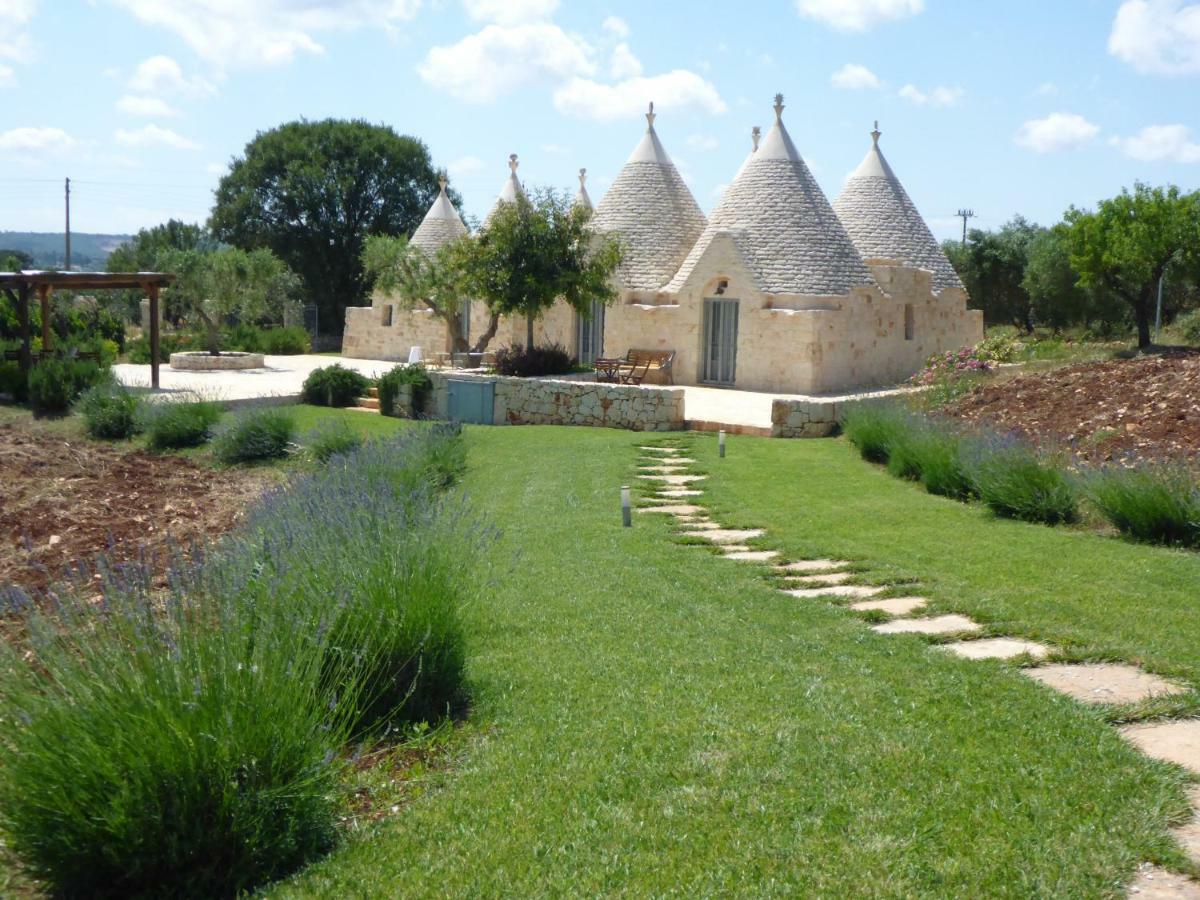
[[871, 120, 881, 146], [751, 126, 761, 151], [438, 176, 447, 192], [578, 167, 587, 188], [508, 153, 519, 174], [773, 93, 784, 122], [646, 101, 656, 129]]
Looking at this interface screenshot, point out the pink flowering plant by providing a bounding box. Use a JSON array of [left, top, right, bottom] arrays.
[[910, 347, 992, 386]]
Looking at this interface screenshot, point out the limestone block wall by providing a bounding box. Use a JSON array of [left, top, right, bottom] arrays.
[[770, 398, 843, 438], [343, 304, 449, 360], [426, 371, 685, 431], [604, 301, 698, 384]]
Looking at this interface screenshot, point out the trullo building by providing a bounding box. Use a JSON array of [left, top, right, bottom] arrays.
[[342, 95, 982, 394]]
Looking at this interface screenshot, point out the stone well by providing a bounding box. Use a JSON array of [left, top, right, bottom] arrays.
[[169, 351, 266, 371]]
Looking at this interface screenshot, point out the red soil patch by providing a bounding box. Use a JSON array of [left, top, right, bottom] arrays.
[[944, 349, 1200, 463], [0, 422, 274, 596]]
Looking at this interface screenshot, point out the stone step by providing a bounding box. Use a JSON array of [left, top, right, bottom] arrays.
[[784, 585, 884, 600], [1127, 863, 1200, 898], [637, 474, 707, 484], [774, 560, 851, 574], [367, 386, 379, 398], [1025, 664, 1186, 705], [356, 396, 380, 410], [636, 504, 706, 517], [722, 549, 780, 562], [1121, 721, 1200, 775], [939, 637, 1051, 661], [692, 529, 766, 544], [871, 614, 981, 636], [850, 596, 928, 616], [783, 571, 856, 587]]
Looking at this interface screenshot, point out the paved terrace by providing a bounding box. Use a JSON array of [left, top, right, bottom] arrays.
[[114, 355, 915, 431]]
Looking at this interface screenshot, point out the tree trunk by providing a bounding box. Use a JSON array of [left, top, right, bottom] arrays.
[[525, 310, 535, 350], [471, 311, 500, 354], [1134, 297, 1152, 349]]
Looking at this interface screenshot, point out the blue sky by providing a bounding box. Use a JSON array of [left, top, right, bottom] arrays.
[[2, 0, 1199, 240]]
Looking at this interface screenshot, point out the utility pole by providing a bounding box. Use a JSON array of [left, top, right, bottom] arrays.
[[956, 208, 975, 247], [64, 176, 72, 271]]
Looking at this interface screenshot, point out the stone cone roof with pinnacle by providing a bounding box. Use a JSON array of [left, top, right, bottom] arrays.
[[832, 124, 964, 293], [592, 103, 707, 291], [666, 94, 871, 297], [410, 177, 469, 255], [574, 168, 593, 212], [482, 154, 525, 228]]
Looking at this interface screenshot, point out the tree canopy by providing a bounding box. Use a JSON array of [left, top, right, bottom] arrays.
[[106, 220, 212, 272], [1064, 183, 1200, 348], [209, 119, 454, 336], [469, 188, 622, 349]]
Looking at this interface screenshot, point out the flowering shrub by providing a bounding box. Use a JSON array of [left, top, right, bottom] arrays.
[[910, 347, 992, 386], [976, 331, 1026, 363]]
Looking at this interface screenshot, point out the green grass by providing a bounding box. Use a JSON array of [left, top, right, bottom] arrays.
[[265, 427, 1197, 897]]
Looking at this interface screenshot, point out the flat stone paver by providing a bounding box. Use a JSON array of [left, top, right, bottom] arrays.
[[775, 559, 850, 573], [637, 474, 707, 485], [784, 585, 885, 600], [940, 638, 1052, 661], [678, 521, 720, 530], [694, 529, 766, 544], [723, 550, 780, 562], [639, 458, 695, 465], [654, 489, 704, 498], [871, 614, 982, 636], [1127, 863, 1200, 898], [639, 446, 681, 453], [639, 465, 691, 474], [636, 504, 706, 516], [1025, 664, 1186, 705], [1174, 787, 1200, 866], [784, 571, 855, 587], [1121, 721, 1200, 775], [850, 596, 929, 616]]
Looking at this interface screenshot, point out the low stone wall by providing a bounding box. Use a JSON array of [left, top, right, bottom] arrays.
[[770, 398, 842, 438], [169, 351, 265, 370], [427, 371, 685, 432]]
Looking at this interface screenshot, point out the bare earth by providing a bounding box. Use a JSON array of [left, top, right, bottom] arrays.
[[944, 349, 1200, 462]]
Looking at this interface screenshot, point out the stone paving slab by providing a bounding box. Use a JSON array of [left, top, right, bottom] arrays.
[[1025, 664, 1187, 705], [639, 446, 681, 453], [637, 474, 707, 485], [940, 638, 1052, 661], [784, 585, 885, 600], [653, 489, 704, 498], [723, 550, 780, 562], [636, 504, 706, 516], [774, 559, 850, 574], [1174, 787, 1200, 866], [871, 614, 982, 636], [639, 465, 691, 474], [694, 529, 766, 544], [1127, 863, 1200, 898], [850, 596, 929, 616], [678, 521, 720, 530], [1121, 721, 1200, 775], [639, 458, 695, 465], [784, 571, 855, 587], [715, 545, 751, 553]]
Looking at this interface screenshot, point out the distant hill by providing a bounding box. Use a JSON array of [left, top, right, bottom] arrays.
[[0, 231, 132, 270]]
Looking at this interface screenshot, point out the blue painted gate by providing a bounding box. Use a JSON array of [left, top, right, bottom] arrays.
[[446, 378, 494, 425]]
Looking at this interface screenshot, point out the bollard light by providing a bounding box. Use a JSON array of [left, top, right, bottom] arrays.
[[621, 484, 632, 527], [718, 429, 726, 458]]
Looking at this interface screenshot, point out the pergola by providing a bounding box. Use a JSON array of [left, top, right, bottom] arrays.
[[0, 270, 175, 388]]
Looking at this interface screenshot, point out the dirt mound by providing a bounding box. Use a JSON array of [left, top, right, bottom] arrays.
[[0, 422, 273, 595], [944, 349, 1200, 463]]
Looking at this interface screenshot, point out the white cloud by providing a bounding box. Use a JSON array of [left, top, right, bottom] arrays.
[[0, 125, 73, 152], [898, 83, 963, 106], [1109, 0, 1200, 75], [796, 0, 923, 31], [686, 133, 718, 151], [602, 15, 629, 38], [0, 0, 36, 85], [830, 63, 881, 90], [446, 154, 486, 176], [111, 0, 421, 69], [1110, 123, 1200, 162], [116, 95, 180, 117], [463, 0, 557, 25], [1014, 112, 1100, 153], [610, 42, 642, 79], [1034, 81, 1058, 96], [553, 70, 726, 122], [419, 23, 593, 102], [128, 55, 215, 97], [0, 63, 13, 87], [115, 124, 200, 151]]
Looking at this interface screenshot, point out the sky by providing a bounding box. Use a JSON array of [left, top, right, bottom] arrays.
[[1, 0, 1199, 241]]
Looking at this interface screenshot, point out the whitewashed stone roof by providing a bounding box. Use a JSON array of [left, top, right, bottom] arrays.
[[482, 154, 525, 228], [410, 177, 468, 254], [592, 104, 707, 291], [574, 168, 593, 212], [832, 125, 964, 292], [667, 95, 871, 296]]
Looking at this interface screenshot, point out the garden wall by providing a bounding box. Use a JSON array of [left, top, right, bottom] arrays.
[[426, 371, 685, 431], [770, 398, 842, 438]]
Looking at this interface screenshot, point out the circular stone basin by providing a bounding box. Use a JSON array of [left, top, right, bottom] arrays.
[[169, 351, 266, 371]]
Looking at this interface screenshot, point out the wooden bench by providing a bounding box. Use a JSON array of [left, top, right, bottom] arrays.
[[622, 349, 675, 385]]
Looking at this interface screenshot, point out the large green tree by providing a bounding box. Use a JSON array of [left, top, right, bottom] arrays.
[[1022, 225, 1126, 334], [209, 119, 454, 336], [106, 220, 212, 272], [469, 188, 622, 349], [1064, 183, 1200, 348], [943, 217, 1042, 330], [362, 233, 500, 353]]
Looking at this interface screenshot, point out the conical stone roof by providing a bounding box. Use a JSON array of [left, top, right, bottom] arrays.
[[832, 124, 963, 292], [482, 153, 525, 228], [666, 95, 871, 296], [574, 168, 593, 212], [410, 177, 468, 255], [592, 103, 707, 292]]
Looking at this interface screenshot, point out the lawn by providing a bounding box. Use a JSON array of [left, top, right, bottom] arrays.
[[266, 426, 1196, 897]]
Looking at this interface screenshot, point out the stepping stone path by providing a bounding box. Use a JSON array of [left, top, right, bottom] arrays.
[[1025, 664, 1187, 706], [635, 442, 1200, 896]]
